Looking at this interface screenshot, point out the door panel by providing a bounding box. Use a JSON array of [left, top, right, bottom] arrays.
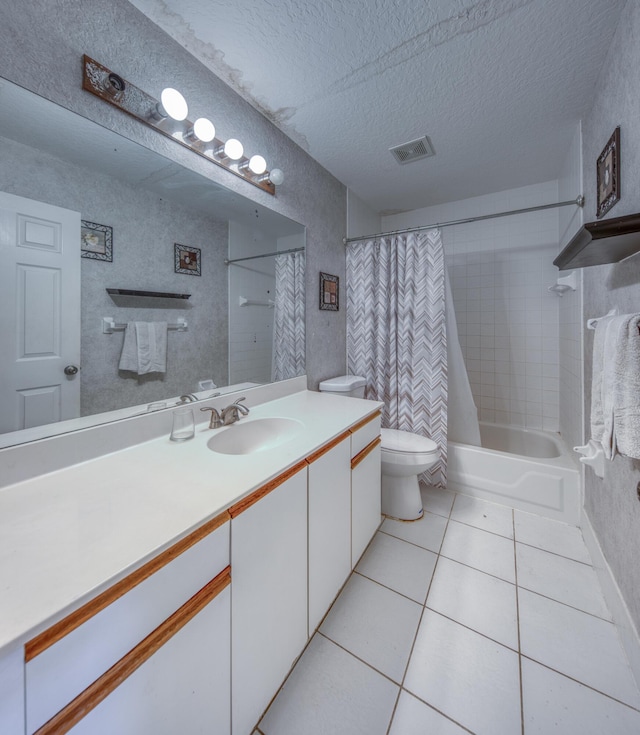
[[0, 192, 80, 433]]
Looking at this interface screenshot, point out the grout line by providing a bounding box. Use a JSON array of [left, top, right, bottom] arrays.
[[438, 550, 516, 585], [512, 508, 525, 735], [377, 526, 443, 556], [520, 655, 640, 714], [517, 585, 613, 623], [316, 631, 401, 689], [423, 606, 520, 654], [515, 538, 594, 567], [353, 570, 427, 607], [400, 689, 476, 734], [447, 515, 515, 541]]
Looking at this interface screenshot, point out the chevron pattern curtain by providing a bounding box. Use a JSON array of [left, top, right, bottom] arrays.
[[346, 230, 447, 487], [272, 251, 306, 381]]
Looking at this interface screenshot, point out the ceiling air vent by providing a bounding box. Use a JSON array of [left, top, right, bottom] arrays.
[[389, 136, 435, 165]]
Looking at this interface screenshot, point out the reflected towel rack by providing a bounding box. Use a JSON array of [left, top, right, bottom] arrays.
[[102, 317, 188, 334], [586, 308, 618, 330], [239, 296, 275, 308]]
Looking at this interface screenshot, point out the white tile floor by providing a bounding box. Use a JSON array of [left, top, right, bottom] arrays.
[[257, 487, 640, 735]]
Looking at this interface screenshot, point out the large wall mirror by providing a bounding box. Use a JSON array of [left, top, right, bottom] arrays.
[[0, 78, 306, 448]]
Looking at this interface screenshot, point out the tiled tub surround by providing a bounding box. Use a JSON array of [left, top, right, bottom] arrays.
[[259, 488, 640, 735]]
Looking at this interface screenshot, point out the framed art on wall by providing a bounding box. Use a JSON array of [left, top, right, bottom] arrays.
[[319, 272, 339, 311], [174, 243, 201, 276], [81, 220, 113, 261], [596, 126, 620, 219]]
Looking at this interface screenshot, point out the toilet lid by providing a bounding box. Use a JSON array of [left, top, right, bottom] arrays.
[[381, 428, 438, 453]]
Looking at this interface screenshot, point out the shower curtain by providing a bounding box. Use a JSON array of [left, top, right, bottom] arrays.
[[346, 230, 447, 487], [271, 251, 306, 381]]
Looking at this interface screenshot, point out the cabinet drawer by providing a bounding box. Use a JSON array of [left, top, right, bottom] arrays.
[[26, 514, 229, 734], [350, 412, 381, 457]]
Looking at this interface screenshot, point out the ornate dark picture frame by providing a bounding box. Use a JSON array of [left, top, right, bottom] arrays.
[[319, 272, 339, 311], [596, 126, 620, 219], [174, 243, 201, 276], [81, 220, 113, 262]]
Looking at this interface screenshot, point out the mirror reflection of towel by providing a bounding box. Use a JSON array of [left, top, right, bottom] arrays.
[[119, 322, 168, 375]]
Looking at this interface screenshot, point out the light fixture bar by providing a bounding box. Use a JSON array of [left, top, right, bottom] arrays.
[[81, 55, 277, 195]]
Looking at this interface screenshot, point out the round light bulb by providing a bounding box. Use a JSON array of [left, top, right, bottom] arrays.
[[192, 117, 216, 142], [269, 168, 285, 186], [160, 88, 188, 121], [248, 155, 267, 175], [224, 138, 244, 160]]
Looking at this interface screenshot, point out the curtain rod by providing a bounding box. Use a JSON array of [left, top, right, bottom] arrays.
[[343, 195, 584, 245], [224, 246, 305, 265]]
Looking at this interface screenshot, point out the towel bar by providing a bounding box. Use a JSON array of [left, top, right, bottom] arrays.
[[102, 317, 188, 334], [586, 308, 618, 330]]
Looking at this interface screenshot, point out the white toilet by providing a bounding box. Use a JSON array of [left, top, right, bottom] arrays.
[[318, 375, 440, 521]]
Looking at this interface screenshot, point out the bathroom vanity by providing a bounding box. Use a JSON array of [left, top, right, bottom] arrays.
[[0, 383, 382, 734]]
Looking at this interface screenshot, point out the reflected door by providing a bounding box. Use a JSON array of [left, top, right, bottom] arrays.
[[0, 192, 81, 433]]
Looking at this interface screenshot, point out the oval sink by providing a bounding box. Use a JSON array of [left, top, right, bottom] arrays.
[[206, 417, 304, 455]]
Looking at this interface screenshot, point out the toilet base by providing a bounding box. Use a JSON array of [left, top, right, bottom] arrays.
[[381, 473, 424, 521]]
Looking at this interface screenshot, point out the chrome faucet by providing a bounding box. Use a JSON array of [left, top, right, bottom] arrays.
[[200, 406, 223, 429], [177, 393, 198, 404], [220, 397, 249, 426]]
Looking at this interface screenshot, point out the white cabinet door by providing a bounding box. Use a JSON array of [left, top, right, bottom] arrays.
[[308, 437, 351, 633], [352, 440, 382, 566], [231, 467, 308, 735], [68, 585, 231, 735], [0, 646, 24, 735]]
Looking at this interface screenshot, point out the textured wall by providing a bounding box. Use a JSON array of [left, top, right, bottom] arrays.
[[384, 182, 561, 432], [0, 135, 228, 414], [0, 0, 346, 391], [581, 0, 640, 630]]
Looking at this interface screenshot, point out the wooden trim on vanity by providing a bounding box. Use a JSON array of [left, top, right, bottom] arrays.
[[25, 510, 230, 662], [348, 410, 382, 436], [305, 429, 351, 465], [34, 567, 231, 735], [351, 437, 382, 470], [228, 459, 308, 518]]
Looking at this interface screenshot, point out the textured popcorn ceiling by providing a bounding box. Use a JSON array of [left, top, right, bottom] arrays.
[[128, 0, 625, 214]]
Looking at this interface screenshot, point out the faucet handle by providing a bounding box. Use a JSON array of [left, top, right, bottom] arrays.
[[233, 396, 250, 415], [200, 406, 222, 429]]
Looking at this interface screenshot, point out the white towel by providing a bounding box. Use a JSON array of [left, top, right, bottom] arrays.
[[589, 315, 612, 445], [119, 322, 168, 375], [599, 314, 640, 460]]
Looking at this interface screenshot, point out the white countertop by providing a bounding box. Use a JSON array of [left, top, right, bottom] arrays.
[[0, 390, 380, 656]]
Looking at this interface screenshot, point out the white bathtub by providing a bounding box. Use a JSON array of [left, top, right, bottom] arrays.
[[447, 423, 581, 524]]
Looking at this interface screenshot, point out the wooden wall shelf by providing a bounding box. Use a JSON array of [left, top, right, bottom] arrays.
[[106, 289, 191, 299], [554, 212, 640, 270]]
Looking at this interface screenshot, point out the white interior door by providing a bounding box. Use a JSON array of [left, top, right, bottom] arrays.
[[0, 191, 81, 434]]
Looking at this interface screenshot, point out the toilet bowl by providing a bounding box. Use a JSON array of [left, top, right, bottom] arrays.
[[318, 375, 440, 521], [380, 429, 439, 521]]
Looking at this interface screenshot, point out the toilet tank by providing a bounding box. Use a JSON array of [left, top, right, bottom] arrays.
[[318, 375, 366, 398]]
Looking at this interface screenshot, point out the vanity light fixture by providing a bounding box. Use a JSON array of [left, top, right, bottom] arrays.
[[215, 138, 244, 161], [82, 55, 281, 195], [259, 168, 285, 186], [240, 155, 267, 176], [186, 117, 216, 143]]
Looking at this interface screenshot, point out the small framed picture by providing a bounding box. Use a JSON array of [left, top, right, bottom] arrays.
[[596, 126, 620, 219], [81, 220, 112, 261], [174, 243, 201, 276], [319, 272, 339, 311]]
